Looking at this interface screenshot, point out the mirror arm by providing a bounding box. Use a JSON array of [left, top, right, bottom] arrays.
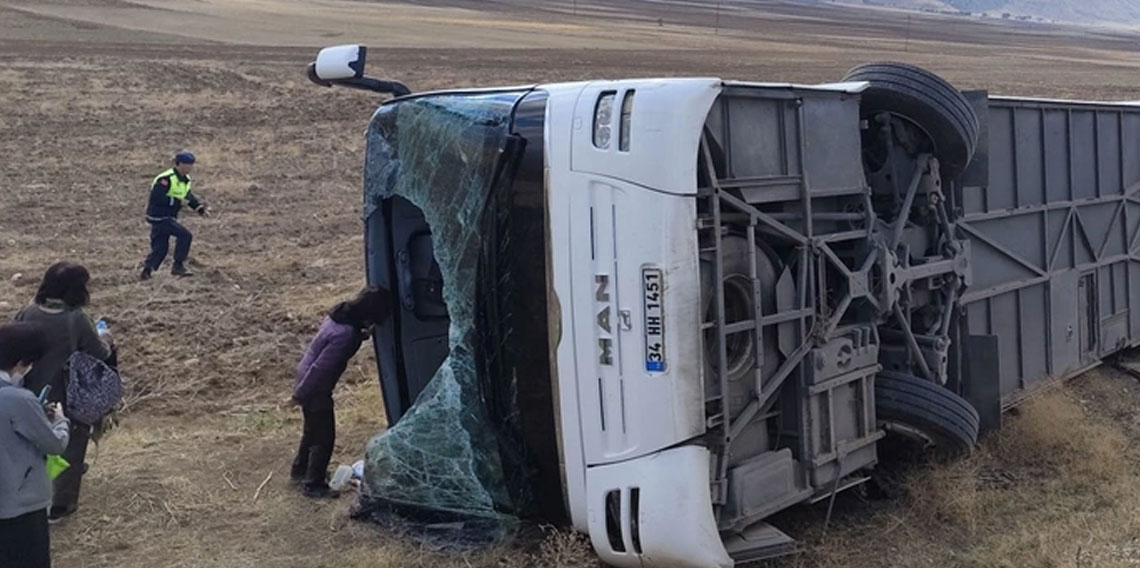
[[306, 62, 411, 97], [339, 77, 412, 97]]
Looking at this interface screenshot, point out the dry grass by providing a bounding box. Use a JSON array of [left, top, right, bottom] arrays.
[[772, 371, 1140, 568], [69, 386, 599, 568]]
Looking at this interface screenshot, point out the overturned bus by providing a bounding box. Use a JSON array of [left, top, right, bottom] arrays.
[[309, 45, 1140, 567]]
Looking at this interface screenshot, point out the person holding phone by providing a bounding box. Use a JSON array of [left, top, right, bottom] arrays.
[[0, 322, 70, 568], [15, 262, 114, 521]]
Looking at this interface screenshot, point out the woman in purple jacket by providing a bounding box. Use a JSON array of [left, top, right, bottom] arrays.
[[290, 286, 392, 498]]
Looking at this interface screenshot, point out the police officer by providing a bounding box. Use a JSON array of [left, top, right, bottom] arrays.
[[140, 151, 210, 280]]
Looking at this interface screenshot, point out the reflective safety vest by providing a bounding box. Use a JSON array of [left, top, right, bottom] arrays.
[[153, 168, 191, 200]]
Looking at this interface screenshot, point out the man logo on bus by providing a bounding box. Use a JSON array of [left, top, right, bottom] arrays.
[[596, 274, 613, 366]]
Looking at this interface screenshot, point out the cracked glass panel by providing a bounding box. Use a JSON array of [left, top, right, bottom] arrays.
[[355, 92, 531, 545]]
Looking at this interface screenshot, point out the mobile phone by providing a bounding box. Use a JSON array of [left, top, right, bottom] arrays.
[[38, 385, 51, 404]]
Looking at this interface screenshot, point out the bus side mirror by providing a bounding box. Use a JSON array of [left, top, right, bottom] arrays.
[[312, 44, 366, 82], [307, 44, 411, 97]]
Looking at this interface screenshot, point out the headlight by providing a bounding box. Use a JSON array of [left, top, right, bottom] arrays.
[[593, 92, 616, 149], [619, 90, 635, 152]]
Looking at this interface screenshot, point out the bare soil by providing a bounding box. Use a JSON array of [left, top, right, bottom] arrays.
[[3, 1, 1140, 566]]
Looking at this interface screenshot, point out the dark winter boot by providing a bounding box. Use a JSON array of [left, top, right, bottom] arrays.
[[171, 263, 193, 277], [139, 266, 153, 281], [303, 484, 341, 499]]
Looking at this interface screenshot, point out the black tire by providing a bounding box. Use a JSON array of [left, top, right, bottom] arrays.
[[875, 372, 979, 457], [844, 62, 979, 178]]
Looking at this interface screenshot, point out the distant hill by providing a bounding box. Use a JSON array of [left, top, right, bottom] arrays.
[[817, 0, 1140, 25]]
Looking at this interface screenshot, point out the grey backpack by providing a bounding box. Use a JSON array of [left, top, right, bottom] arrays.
[[66, 352, 124, 426]]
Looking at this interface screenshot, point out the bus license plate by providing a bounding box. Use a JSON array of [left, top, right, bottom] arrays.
[[643, 268, 666, 373]]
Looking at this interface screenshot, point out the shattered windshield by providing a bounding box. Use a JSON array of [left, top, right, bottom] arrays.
[[356, 90, 534, 545]]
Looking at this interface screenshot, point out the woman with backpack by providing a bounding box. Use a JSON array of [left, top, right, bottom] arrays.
[[290, 286, 392, 498], [14, 262, 115, 522]]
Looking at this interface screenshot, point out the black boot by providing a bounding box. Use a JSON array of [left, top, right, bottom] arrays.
[[171, 263, 193, 277], [139, 266, 153, 281], [48, 505, 77, 524], [303, 484, 340, 499]]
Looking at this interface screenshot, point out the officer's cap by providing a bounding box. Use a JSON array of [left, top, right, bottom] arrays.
[[174, 150, 196, 165]]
